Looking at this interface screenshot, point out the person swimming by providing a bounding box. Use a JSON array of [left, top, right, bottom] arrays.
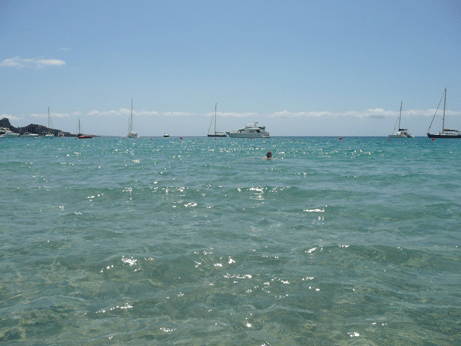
[[265, 151, 272, 159]]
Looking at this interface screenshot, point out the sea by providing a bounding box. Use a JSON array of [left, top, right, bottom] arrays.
[[0, 136, 460, 345]]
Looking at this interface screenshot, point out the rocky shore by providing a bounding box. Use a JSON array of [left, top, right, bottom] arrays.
[[0, 118, 77, 137]]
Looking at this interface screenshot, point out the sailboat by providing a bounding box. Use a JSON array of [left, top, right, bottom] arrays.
[[127, 98, 138, 138], [427, 89, 461, 138], [207, 103, 227, 137], [77, 119, 94, 139], [44, 107, 54, 138], [388, 101, 414, 138]]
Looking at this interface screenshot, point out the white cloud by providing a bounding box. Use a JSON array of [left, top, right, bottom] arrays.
[[219, 112, 259, 118], [135, 110, 160, 116], [89, 109, 175, 117], [36, 59, 66, 67], [88, 109, 261, 118], [424, 109, 461, 117], [271, 111, 339, 118], [51, 112, 70, 119], [270, 109, 461, 119], [83, 108, 461, 119], [0, 114, 21, 121], [0, 58, 22, 67], [0, 56, 66, 68], [88, 110, 127, 117], [163, 111, 193, 117], [31, 112, 70, 119]]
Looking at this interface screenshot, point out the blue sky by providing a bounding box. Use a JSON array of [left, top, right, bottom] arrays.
[[1, 0, 461, 136]]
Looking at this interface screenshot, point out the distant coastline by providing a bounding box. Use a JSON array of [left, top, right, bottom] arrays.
[[0, 118, 77, 137], [0, 118, 431, 138]]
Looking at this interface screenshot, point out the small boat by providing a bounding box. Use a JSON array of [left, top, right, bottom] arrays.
[[226, 122, 270, 138], [21, 132, 39, 138], [207, 103, 227, 137], [427, 89, 461, 138], [127, 98, 138, 138], [77, 119, 94, 139], [388, 102, 414, 138], [163, 133, 170, 137], [0, 127, 20, 138], [44, 107, 55, 138]]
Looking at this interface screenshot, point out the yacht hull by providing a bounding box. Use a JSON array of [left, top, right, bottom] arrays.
[[427, 133, 461, 138], [226, 133, 270, 138], [388, 134, 414, 138]]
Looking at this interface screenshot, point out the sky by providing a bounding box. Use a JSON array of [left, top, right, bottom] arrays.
[[1, 0, 461, 137]]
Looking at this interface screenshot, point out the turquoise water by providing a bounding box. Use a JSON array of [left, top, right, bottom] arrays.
[[1, 136, 460, 345]]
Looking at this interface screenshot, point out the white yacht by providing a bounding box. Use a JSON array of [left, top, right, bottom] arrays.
[[0, 127, 20, 138], [388, 102, 414, 138], [226, 122, 270, 138], [389, 130, 414, 138], [21, 132, 39, 138], [127, 98, 138, 138]]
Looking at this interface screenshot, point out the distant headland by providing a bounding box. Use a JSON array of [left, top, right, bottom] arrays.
[[0, 118, 77, 137]]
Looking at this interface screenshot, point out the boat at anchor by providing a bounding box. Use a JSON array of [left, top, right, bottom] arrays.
[[77, 119, 94, 139], [207, 103, 227, 137], [388, 101, 414, 138], [21, 132, 39, 138], [427, 89, 461, 138], [226, 122, 270, 138], [0, 127, 20, 138], [43, 107, 54, 138], [127, 98, 138, 138]]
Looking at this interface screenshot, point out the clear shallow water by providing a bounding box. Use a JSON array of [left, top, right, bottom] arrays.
[[1, 136, 460, 345]]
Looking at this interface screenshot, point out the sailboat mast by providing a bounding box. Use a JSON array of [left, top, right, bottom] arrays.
[[131, 98, 133, 132], [214, 103, 217, 135], [442, 89, 446, 132], [398, 101, 402, 129]]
